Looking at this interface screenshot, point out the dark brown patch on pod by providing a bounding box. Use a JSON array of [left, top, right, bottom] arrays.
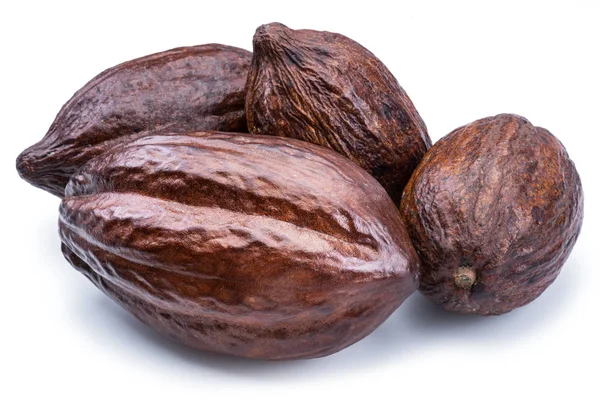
[[400, 114, 583, 315], [16, 44, 251, 197], [245, 23, 431, 205], [59, 131, 420, 359]]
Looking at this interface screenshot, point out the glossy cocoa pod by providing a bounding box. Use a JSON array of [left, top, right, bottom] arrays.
[[16, 44, 251, 197], [400, 114, 583, 315], [59, 132, 420, 359], [245, 23, 431, 205]]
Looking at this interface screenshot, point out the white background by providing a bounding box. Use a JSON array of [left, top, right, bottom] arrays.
[[1, 1, 598, 402]]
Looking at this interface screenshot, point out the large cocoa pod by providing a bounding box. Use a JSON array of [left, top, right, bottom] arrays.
[[59, 132, 420, 360], [245, 23, 432, 205], [16, 44, 251, 197], [400, 114, 583, 315]]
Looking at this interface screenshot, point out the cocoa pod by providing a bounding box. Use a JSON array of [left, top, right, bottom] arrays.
[[400, 114, 583, 315], [59, 131, 420, 359], [245, 23, 431, 205], [16, 44, 251, 197]]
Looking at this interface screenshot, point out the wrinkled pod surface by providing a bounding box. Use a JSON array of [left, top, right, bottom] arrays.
[[400, 114, 583, 315], [246, 22, 431, 205], [60, 131, 420, 359]]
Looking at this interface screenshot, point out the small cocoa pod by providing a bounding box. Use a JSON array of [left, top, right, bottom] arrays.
[[245, 23, 432, 205], [59, 132, 420, 359], [16, 44, 251, 197], [400, 114, 583, 315]]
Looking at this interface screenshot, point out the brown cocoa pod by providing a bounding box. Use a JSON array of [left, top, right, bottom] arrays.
[[59, 131, 420, 360], [400, 114, 583, 315], [245, 23, 432, 205], [16, 44, 251, 197]]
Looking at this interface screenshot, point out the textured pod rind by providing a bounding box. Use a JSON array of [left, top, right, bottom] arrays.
[[400, 114, 583, 315], [59, 131, 420, 359], [245, 23, 432, 205], [16, 44, 251, 197]]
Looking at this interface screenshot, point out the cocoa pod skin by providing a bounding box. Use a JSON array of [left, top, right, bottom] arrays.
[[400, 114, 583, 315], [59, 132, 420, 359], [16, 44, 251, 197], [245, 23, 432, 205]]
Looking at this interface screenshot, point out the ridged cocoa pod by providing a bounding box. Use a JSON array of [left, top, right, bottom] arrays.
[[245, 23, 432, 205], [400, 114, 583, 315], [59, 132, 420, 360], [16, 44, 251, 197]]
